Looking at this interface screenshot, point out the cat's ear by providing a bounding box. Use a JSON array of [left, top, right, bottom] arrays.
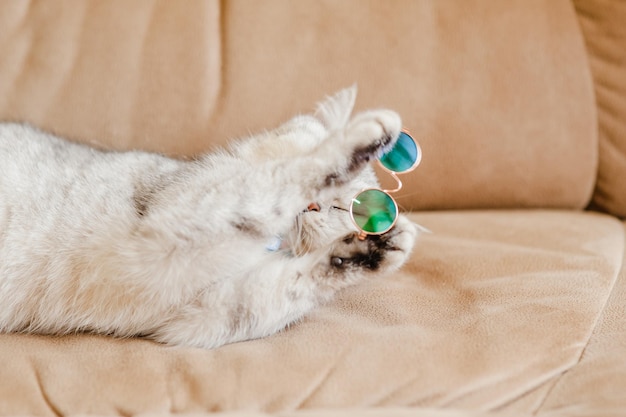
[[314, 85, 357, 131]]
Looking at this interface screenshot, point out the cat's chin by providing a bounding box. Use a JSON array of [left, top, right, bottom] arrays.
[[283, 212, 356, 258]]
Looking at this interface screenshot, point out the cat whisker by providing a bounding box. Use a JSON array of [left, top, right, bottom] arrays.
[[411, 222, 432, 234]]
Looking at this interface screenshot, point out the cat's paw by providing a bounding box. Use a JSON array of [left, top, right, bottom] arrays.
[[344, 110, 403, 170], [320, 109, 403, 188], [324, 215, 416, 287]]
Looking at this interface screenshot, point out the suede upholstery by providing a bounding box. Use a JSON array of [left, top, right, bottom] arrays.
[[574, 0, 626, 218], [0, 1, 625, 416], [0, 0, 596, 210]]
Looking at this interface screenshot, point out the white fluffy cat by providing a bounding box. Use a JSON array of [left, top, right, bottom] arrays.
[[0, 87, 417, 349]]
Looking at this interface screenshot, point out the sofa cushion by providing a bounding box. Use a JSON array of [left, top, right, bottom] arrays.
[[533, 220, 626, 416], [0, 211, 622, 416], [574, 0, 626, 218], [0, 0, 595, 211]]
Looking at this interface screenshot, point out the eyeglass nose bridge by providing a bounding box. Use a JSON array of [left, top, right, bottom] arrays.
[[381, 172, 403, 194]]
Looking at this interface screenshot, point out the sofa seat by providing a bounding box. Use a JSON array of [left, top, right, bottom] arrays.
[[1, 211, 623, 416]]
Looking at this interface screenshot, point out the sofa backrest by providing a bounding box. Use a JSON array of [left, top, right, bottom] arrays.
[[574, 0, 626, 219], [0, 0, 596, 211]]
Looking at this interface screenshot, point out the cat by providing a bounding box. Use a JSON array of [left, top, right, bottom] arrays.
[[0, 87, 418, 349]]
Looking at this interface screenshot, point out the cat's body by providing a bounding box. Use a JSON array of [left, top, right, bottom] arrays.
[[0, 88, 417, 349]]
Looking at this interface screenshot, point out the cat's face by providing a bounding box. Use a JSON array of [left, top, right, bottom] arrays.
[[237, 86, 384, 256], [267, 115, 380, 256], [286, 166, 378, 256]]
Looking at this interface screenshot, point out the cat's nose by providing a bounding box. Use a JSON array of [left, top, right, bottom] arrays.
[[307, 202, 321, 212]]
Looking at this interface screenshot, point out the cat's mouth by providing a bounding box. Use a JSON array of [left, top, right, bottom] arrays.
[[280, 203, 355, 257]]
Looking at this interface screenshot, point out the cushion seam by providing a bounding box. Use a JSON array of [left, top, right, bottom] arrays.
[[531, 220, 626, 415]]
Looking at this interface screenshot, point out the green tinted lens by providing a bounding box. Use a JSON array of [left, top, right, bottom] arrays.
[[379, 131, 420, 173], [350, 189, 398, 234]]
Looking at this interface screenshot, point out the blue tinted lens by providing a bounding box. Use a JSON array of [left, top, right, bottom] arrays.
[[379, 131, 419, 173]]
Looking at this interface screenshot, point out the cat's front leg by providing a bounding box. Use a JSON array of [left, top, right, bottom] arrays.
[[148, 252, 325, 349], [150, 216, 416, 349], [263, 108, 402, 230], [303, 108, 402, 193], [220, 108, 403, 240]]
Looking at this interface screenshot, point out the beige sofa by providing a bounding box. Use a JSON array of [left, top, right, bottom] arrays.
[[1, 1, 625, 416]]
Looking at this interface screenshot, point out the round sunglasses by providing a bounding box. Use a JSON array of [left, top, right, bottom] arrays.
[[349, 130, 422, 240]]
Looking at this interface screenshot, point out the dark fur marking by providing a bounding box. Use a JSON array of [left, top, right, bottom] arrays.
[[369, 235, 388, 249], [230, 303, 252, 335], [133, 188, 152, 217], [349, 249, 383, 271], [370, 233, 404, 251], [132, 172, 177, 218], [324, 172, 342, 187], [342, 234, 356, 245], [346, 133, 393, 173], [231, 218, 262, 237], [332, 235, 388, 272], [287, 273, 303, 301], [323, 131, 394, 187]]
